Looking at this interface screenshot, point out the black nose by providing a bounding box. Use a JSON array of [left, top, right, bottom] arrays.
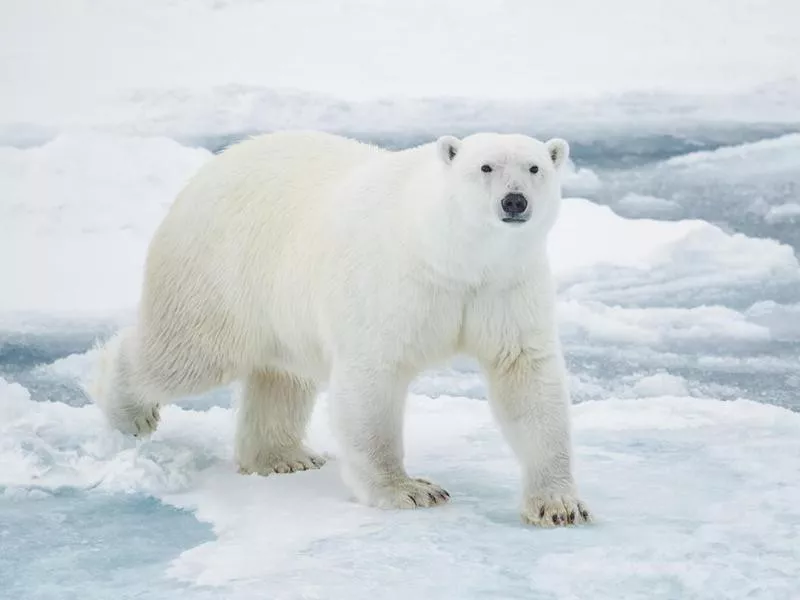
[[501, 193, 528, 215]]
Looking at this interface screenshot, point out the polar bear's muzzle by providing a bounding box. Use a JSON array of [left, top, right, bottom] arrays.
[[500, 192, 530, 224]]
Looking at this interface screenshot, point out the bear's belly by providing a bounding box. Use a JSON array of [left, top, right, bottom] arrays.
[[254, 334, 331, 384]]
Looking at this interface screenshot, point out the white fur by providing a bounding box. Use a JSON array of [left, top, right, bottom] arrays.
[[89, 130, 590, 526]]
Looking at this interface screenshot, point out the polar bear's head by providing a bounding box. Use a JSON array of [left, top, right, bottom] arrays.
[[435, 133, 568, 237]]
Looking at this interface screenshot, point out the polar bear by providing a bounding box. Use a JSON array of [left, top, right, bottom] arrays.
[[90, 130, 590, 527]]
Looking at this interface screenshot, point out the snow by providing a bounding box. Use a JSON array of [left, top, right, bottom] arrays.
[[595, 133, 800, 253], [627, 373, 690, 398], [550, 199, 799, 308], [3, 372, 800, 600], [664, 133, 800, 168], [746, 302, 800, 342], [0, 134, 210, 314], [617, 193, 682, 215], [2, 0, 800, 597], [765, 202, 800, 224]]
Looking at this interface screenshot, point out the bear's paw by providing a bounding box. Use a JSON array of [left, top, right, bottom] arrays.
[[238, 447, 327, 476], [521, 492, 591, 527], [107, 402, 160, 438], [371, 477, 450, 509]]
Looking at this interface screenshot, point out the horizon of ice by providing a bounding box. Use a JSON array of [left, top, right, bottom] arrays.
[[2, 0, 800, 152], [3, 2, 798, 104]]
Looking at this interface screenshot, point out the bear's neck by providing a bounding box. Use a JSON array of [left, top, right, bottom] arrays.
[[407, 195, 548, 290]]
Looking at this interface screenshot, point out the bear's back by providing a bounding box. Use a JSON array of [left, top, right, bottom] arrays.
[[149, 130, 384, 265], [139, 131, 386, 374]]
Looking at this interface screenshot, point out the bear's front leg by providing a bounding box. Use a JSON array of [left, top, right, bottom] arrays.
[[328, 364, 450, 509], [484, 346, 591, 527]]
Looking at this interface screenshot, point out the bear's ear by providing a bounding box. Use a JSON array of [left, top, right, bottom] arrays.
[[545, 138, 569, 170], [436, 135, 461, 165]]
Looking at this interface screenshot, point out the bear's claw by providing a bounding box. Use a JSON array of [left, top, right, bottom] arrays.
[[238, 448, 327, 476], [132, 404, 160, 437], [107, 402, 160, 438], [521, 491, 591, 527], [371, 477, 450, 509]]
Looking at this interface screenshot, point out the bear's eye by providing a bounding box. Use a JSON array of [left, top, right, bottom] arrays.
[[480, 164, 493, 173], [529, 165, 539, 174]]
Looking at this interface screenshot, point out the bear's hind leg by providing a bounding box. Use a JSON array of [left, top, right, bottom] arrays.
[[89, 326, 167, 437], [235, 369, 326, 475], [90, 324, 229, 437]]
